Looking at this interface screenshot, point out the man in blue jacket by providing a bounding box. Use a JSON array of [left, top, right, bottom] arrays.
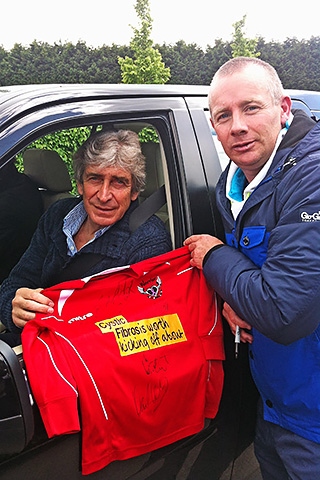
[[185, 57, 320, 479]]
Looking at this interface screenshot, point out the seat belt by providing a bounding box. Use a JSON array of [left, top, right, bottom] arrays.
[[129, 184, 167, 233], [51, 253, 105, 284]]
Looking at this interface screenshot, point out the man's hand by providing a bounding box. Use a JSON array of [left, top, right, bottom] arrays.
[[12, 288, 54, 329], [184, 234, 223, 269], [223, 302, 253, 344]]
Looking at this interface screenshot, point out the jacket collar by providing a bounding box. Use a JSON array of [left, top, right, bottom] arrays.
[[216, 110, 320, 221]]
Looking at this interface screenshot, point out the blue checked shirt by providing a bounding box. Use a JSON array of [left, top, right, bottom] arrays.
[[62, 201, 110, 256]]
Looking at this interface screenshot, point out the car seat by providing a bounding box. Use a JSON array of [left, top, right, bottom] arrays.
[[140, 141, 168, 225], [23, 149, 74, 211]]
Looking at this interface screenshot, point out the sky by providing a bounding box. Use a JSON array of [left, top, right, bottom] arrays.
[[2, 0, 319, 51]]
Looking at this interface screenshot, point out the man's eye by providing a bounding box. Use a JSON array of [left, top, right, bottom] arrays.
[[246, 105, 259, 113], [87, 176, 101, 183], [112, 178, 129, 188], [216, 112, 230, 122]]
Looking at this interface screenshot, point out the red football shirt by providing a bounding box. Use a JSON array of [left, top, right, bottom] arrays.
[[22, 246, 225, 475]]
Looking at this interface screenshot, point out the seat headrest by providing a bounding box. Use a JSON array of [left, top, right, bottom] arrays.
[[23, 149, 72, 193], [140, 142, 164, 197]]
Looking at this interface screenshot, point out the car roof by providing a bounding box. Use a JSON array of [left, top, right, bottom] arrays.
[[0, 83, 209, 101], [0, 84, 319, 131], [285, 89, 320, 108], [0, 84, 211, 131], [0, 83, 211, 105]]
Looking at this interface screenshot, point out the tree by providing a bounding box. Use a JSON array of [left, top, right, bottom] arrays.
[[1, 29, 320, 90], [159, 41, 206, 85], [204, 39, 232, 84], [118, 0, 170, 84], [231, 15, 260, 58]]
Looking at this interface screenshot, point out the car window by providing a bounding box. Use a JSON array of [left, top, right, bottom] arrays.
[[5, 120, 175, 263]]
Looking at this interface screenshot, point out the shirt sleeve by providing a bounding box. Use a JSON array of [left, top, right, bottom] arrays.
[[22, 322, 80, 437]]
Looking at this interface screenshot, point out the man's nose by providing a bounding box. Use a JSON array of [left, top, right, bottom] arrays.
[[230, 112, 248, 135], [97, 181, 112, 201]]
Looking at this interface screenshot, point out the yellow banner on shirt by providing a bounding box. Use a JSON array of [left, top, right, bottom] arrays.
[[95, 314, 187, 356]]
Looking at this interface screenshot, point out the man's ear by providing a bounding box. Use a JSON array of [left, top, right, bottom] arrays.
[[131, 191, 139, 202], [77, 182, 83, 196], [281, 96, 292, 125]]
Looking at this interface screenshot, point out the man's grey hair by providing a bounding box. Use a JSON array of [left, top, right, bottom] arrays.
[[73, 129, 146, 194], [209, 57, 285, 107]]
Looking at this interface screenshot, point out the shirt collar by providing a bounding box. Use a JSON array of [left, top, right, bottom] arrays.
[[63, 200, 110, 256]]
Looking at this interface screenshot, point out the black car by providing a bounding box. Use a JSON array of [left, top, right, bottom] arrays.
[[286, 89, 320, 119], [1, 84, 316, 480]]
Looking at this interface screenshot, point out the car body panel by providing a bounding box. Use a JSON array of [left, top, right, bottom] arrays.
[[286, 89, 320, 118]]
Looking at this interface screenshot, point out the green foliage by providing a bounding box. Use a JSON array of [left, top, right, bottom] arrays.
[[231, 15, 260, 58], [0, 17, 319, 90], [159, 41, 207, 84], [138, 127, 159, 143], [118, 0, 170, 84], [0, 41, 131, 85]]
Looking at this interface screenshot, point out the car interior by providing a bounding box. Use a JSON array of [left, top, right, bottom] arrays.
[[23, 149, 74, 211]]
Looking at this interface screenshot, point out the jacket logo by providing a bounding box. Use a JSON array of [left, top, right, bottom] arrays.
[[301, 210, 320, 222], [138, 276, 162, 299]]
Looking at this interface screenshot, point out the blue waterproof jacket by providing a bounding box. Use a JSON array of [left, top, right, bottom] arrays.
[[204, 110, 320, 443]]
